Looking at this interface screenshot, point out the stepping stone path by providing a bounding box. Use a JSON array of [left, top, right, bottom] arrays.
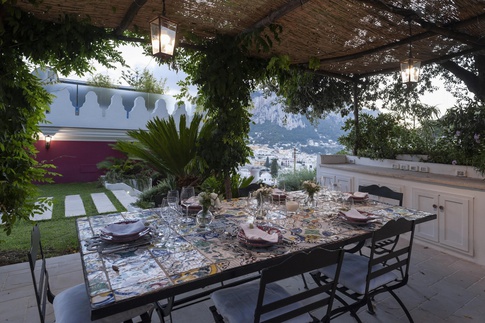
[[65, 195, 86, 217], [30, 191, 138, 222], [30, 198, 53, 221], [111, 190, 138, 210], [91, 193, 117, 214]]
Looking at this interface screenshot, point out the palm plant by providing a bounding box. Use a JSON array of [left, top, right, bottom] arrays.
[[115, 114, 205, 188]]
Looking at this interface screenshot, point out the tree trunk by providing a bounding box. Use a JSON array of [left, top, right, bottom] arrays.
[[353, 81, 360, 155], [440, 54, 485, 102], [224, 175, 232, 201]]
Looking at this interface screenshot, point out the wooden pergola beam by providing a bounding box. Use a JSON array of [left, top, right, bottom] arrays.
[[243, 0, 311, 33], [113, 0, 149, 36]]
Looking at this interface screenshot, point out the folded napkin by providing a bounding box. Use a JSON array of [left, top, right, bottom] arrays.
[[101, 220, 146, 237], [240, 223, 279, 243], [273, 189, 286, 195], [182, 196, 199, 205], [352, 192, 368, 198], [341, 208, 368, 221]]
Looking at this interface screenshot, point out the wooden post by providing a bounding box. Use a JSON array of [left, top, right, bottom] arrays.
[[353, 81, 360, 156]]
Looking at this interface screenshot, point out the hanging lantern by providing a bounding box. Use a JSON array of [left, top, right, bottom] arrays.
[[400, 57, 421, 84], [401, 20, 421, 84], [150, 0, 177, 59]]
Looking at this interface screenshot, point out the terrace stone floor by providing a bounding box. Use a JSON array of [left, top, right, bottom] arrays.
[[1, 240, 485, 323]]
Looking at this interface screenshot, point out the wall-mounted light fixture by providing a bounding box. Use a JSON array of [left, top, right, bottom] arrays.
[[45, 135, 52, 150], [401, 20, 421, 84], [150, 0, 177, 59]]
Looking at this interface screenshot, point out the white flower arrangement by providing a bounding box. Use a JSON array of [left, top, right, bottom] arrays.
[[302, 180, 321, 196], [253, 185, 273, 200], [198, 191, 221, 212]]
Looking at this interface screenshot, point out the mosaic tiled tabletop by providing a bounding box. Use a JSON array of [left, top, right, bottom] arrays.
[[76, 191, 435, 313]]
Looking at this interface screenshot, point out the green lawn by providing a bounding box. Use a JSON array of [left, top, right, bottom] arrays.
[[0, 182, 127, 266]]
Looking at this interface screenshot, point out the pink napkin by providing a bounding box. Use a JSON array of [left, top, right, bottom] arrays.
[[342, 208, 368, 221], [352, 192, 368, 198], [240, 223, 279, 243]]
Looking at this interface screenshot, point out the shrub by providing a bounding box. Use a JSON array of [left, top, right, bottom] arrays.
[[278, 168, 316, 191]]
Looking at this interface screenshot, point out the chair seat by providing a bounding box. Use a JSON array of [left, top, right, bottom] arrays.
[[53, 283, 154, 323], [319, 252, 397, 295], [211, 280, 313, 323]]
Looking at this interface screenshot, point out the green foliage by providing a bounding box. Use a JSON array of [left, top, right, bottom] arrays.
[[87, 73, 117, 88], [121, 68, 168, 94], [0, 1, 126, 235], [97, 156, 154, 191], [115, 114, 205, 189], [200, 174, 254, 199], [175, 33, 273, 197], [428, 102, 485, 173], [264, 157, 270, 168], [339, 113, 404, 159], [0, 43, 58, 235], [278, 169, 316, 191], [270, 158, 279, 178], [133, 181, 172, 209]]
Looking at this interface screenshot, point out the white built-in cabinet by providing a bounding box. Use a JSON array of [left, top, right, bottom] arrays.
[[413, 189, 473, 255]]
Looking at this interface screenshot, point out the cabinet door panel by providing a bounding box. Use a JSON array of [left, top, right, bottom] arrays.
[[439, 194, 470, 253], [336, 175, 353, 193], [413, 189, 439, 242]]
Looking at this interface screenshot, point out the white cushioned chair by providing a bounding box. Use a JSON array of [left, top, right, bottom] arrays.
[[28, 224, 155, 323], [311, 218, 416, 322], [210, 247, 344, 323]]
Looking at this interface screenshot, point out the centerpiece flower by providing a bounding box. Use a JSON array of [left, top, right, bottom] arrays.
[[253, 186, 273, 206], [196, 192, 221, 228], [252, 185, 273, 219], [302, 180, 320, 206]]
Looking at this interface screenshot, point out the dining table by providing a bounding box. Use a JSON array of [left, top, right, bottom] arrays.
[[75, 190, 436, 320]]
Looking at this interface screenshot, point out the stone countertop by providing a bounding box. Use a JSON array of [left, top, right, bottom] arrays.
[[320, 163, 485, 191]]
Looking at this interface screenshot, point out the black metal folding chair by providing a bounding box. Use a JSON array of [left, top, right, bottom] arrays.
[[358, 184, 404, 256], [28, 224, 154, 323], [358, 184, 403, 206], [210, 247, 345, 323], [311, 218, 416, 322]]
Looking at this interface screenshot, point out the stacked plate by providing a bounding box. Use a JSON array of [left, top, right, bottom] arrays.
[[100, 220, 150, 242], [237, 225, 282, 247], [272, 189, 287, 202], [339, 209, 376, 225], [346, 192, 369, 203]]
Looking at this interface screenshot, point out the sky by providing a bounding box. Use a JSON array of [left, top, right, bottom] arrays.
[[65, 44, 457, 116]]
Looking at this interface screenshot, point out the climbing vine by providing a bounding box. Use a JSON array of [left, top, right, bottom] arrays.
[[0, 1, 126, 234]]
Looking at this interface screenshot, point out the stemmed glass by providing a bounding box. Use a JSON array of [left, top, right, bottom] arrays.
[[180, 186, 196, 216]]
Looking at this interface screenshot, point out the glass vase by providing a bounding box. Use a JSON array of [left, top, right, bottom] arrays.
[[306, 193, 317, 208], [196, 209, 213, 228]]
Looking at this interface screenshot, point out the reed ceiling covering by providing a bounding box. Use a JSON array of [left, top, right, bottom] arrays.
[[13, 0, 485, 80]]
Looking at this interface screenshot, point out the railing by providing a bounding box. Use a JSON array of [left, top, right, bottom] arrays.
[[40, 80, 195, 132]]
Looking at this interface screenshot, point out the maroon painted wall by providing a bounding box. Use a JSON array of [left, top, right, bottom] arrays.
[[34, 141, 126, 183]]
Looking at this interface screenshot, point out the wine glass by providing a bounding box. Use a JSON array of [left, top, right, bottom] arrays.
[[180, 186, 196, 216]]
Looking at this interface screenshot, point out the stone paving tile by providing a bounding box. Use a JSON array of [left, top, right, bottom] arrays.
[[91, 192, 117, 214], [64, 194, 85, 217], [30, 198, 53, 221], [111, 189, 137, 210], [3, 244, 485, 322]]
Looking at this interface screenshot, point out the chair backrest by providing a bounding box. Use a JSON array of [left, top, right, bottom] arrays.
[[238, 183, 263, 197], [358, 184, 403, 206], [366, 218, 415, 294], [28, 225, 55, 323], [254, 248, 344, 323]]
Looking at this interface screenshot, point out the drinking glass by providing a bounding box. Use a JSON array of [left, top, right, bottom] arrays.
[[180, 186, 196, 216], [167, 190, 179, 210], [286, 199, 299, 216]]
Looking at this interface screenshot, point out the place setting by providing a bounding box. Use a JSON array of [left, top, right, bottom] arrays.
[[338, 208, 382, 226], [85, 219, 153, 254]]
